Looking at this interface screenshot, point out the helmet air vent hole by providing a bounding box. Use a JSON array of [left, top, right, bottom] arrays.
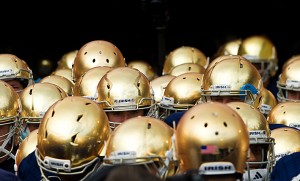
[[29, 89, 33, 95], [84, 52, 87, 55], [106, 59, 109, 63], [215, 131, 219, 135], [77, 115, 83, 122], [223, 122, 227, 127], [204, 123, 208, 127], [147, 122, 151, 129], [92, 59, 96, 63]]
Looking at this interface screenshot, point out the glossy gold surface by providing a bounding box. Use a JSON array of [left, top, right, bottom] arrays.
[[37, 96, 110, 168], [72, 40, 126, 82], [127, 60, 157, 81], [214, 38, 241, 58], [163, 46, 208, 75], [271, 127, 300, 161], [267, 102, 300, 128], [0, 80, 20, 123], [40, 75, 74, 96], [150, 75, 175, 103], [19, 82, 68, 122], [255, 87, 277, 116], [73, 66, 112, 98], [0, 53, 33, 85], [15, 129, 38, 168], [169, 63, 205, 76], [97, 67, 154, 110], [176, 102, 249, 173], [238, 35, 278, 78], [56, 50, 77, 70], [51, 69, 74, 85], [161, 72, 203, 109]]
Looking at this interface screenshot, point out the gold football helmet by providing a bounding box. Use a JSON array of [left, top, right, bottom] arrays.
[[213, 38, 241, 58], [162, 46, 208, 75], [18, 82, 68, 143], [175, 102, 249, 175], [168, 63, 206, 76], [51, 68, 74, 85], [226, 101, 275, 180], [35, 96, 110, 180], [0, 80, 21, 160], [127, 60, 158, 81], [103, 116, 176, 179], [201, 55, 263, 106], [270, 127, 300, 162], [56, 50, 78, 70], [73, 66, 112, 101], [281, 54, 300, 72], [15, 129, 38, 175], [277, 59, 300, 102], [0, 53, 34, 92], [255, 87, 278, 117], [97, 66, 155, 114], [40, 75, 74, 96], [159, 72, 203, 120], [267, 102, 300, 130], [72, 40, 126, 83], [237, 35, 278, 84]]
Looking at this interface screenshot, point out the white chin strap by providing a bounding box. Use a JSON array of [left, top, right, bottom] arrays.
[[0, 127, 16, 160]]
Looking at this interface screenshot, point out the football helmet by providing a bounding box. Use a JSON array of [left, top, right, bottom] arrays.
[[0, 53, 34, 92], [18, 82, 68, 143], [168, 63, 205, 76], [201, 55, 263, 106], [96, 67, 155, 128], [162, 46, 208, 75], [150, 75, 175, 119], [73, 66, 112, 101], [40, 75, 74, 96], [127, 60, 158, 81], [277, 59, 300, 102], [103, 116, 176, 179], [281, 54, 300, 72], [51, 68, 74, 85], [35, 96, 110, 180], [56, 50, 77, 70], [213, 38, 241, 58], [159, 72, 203, 120], [175, 102, 249, 175], [270, 127, 300, 162], [15, 129, 38, 175], [0, 80, 21, 160], [237, 35, 278, 84], [226, 101, 275, 181], [72, 40, 126, 83], [267, 102, 300, 130], [255, 87, 278, 117]]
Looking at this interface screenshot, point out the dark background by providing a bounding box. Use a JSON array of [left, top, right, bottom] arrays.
[[1, 0, 300, 79]]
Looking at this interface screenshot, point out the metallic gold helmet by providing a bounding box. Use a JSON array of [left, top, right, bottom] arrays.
[[0, 53, 34, 92], [72, 40, 126, 83], [127, 60, 158, 81], [226, 101, 275, 180], [56, 50, 78, 70], [36, 96, 110, 180], [103, 116, 176, 179], [277, 59, 300, 102], [255, 87, 278, 117], [267, 102, 300, 130], [168, 63, 205, 76], [270, 127, 300, 162], [281, 54, 300, 72], [175, 102, 249, 174], [214, 38, 241, 58], [201, 55, 263, 106], [97, 67, 155, 113], [73, 66, 112, 101], [0, 80, 21, 159], [162, 46, 208, 75], [150, 75, 175, 119], [15, 129, 38, 175], [51, 68, 74, 85], [18, 82, 68, 142], [237, 35, 278, 84], [159, 72, 203, 120], [40, 75, 74, 96]]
